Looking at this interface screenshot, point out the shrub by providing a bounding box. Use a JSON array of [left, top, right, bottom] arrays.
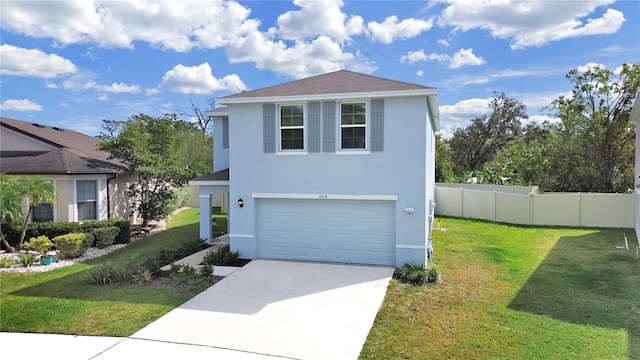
[[93, 226, 119, 248], [394, 263, 440, 286], [86, 264, 114, 285], [19, 253, 37, 267], [113, 261, 138, 283], [202, 243, 240, 265], [24, 235, 53, 255], [2, 218, 131, 247], [82, 233, 95, 251], [0, 256, 15, 268], [198, 263, 214, 277], [53, 233, 86, 259]]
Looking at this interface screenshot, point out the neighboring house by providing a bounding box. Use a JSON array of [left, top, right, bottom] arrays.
[[633, 90, 640, 243], [190, 70, 440, 267], [0, 116, 135, 223]]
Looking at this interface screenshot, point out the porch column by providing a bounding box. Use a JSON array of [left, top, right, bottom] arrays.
[[199, 194, 212, 243]]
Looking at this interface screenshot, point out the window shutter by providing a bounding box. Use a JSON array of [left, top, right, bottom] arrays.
[[222, 117, 229, 149], [308, 102, 321, 152], [322, 101, 335, 152], [371, 99, 384, 152], [263, 104, 276, 153]]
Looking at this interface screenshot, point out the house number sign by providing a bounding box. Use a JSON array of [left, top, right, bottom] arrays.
[[318, 194, 328, 199]]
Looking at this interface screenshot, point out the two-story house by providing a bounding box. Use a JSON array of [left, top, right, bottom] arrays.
[[190, 70, 439, 267]]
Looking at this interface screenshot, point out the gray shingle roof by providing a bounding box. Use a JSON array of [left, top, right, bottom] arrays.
[[222, 70, 435, 100], [0, 117, 127, 175]]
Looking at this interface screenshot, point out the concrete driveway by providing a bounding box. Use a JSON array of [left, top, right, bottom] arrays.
[[96, 260, 394, 360]]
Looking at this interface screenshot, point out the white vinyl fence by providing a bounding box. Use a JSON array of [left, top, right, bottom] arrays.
[[435, 183, 635, 228]]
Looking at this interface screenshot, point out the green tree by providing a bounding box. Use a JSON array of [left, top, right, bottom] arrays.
[[173, 120, 213, 177], [0, 174, 23, 251], [99, 113, 192, 226], [16, 176, 57, 249], [547, 63, 640, 192], [449, 92, 528, 174], [435, 135, 455, 182]]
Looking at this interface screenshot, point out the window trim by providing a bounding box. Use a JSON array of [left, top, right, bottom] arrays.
[[75, 179, 98, 222], [277, 103, 307, 153], [337, 100, 369, 152]]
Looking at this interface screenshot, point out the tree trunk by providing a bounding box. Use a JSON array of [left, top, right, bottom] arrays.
[[17, 208, 32, 249], [0, 230, 15, 253]]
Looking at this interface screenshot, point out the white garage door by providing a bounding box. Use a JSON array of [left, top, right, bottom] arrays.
[[257, 199, 395, 266]]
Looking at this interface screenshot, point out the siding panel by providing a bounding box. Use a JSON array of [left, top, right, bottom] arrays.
[[308, 102, 321, 152], [263, 104, 276, 153], [371, 99, 384, 152], [322, 101, 335, 152]]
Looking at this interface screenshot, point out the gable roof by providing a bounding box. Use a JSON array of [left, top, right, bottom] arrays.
[[221, 70, 436, 102], [0, 116, 127, 175], [220, 70, 439, 130]]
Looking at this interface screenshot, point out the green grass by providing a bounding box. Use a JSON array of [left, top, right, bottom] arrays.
[[0, 208, 205, 336], [361, 218, 640, 359]]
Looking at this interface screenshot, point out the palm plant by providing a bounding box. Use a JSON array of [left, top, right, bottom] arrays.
[[16, 176, 57, 249], [0, 174, 24, 252]]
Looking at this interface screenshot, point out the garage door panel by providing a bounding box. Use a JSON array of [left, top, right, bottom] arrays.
[[257, 199, 395, 266]]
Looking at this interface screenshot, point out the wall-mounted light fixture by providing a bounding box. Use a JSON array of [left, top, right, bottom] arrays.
[[238, 198, 244, 208], [405, 207, 415, 215]]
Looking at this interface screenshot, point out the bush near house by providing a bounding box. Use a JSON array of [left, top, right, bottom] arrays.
[[1, 218, 130, 248], [93, 226, 119, 249], [53, 233, 87, 259]]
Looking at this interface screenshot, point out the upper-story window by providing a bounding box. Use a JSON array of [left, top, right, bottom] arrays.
[[279, 104, 305, 151], [340, 102, 367, 150]]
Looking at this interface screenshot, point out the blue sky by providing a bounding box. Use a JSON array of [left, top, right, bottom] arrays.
[[1, 0, 638, 137]]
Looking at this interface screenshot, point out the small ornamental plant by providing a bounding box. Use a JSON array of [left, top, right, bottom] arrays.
[[24, 235, 54, 255]]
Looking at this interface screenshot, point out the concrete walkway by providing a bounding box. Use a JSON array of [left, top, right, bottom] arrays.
[[160, 234, 239, 277]]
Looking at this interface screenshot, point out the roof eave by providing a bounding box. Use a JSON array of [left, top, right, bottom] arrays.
[[219, 89, 438, 105], [427, 94, 440, 131]]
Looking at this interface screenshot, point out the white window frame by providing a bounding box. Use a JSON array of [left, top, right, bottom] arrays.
[[337, 100, 369, 154], [75, 179, 98, 222], [277, 103, 307, 155]]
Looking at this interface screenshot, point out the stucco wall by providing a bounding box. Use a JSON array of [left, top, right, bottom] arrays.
[[213, 116, 230, 172], [227, 96, 435, 265]]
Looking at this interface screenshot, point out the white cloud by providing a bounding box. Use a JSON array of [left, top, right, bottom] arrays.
[[437, 38, 450, 46], [0, 0, 258, 52], [416, 69, 424, 76], [401, 48, 485, 68], [438, 97, 491, 138], [443, 67, 561, 89], [146, 88, 159, 96], [0, 44, 77, 78], [367, 15, 433, 44], [276, 0, 364, 42], [227, 33, 374, 79], [45, 81, 58, 89], [449, 48, 486, 69], [400, 50, 428, 64], [528, 114, 561, 125], [0, 98, 43, 111], [438, 0, 624, 49], [162, 63, 246, 94], [98, 94, 109, 101], [62, 77, 141, 94]]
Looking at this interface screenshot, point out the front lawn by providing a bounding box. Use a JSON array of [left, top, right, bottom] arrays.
[[361, 218, 640, 359], [0, 208, 206, 336]]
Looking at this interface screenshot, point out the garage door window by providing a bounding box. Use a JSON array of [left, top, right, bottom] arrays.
[[279, 104, 305, 151]]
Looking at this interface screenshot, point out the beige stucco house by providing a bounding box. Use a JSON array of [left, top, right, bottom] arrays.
[[0, 116, 136, 223]]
